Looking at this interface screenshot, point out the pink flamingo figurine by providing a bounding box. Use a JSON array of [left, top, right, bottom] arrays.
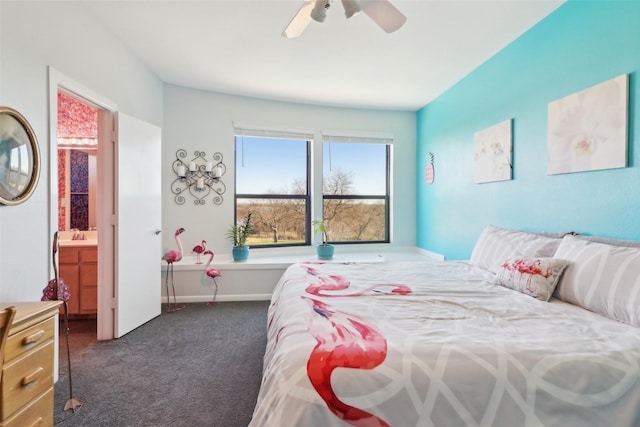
[[161, 227, 186, 312], [192, 239, 207, 264], [203, 250, 222, 306]]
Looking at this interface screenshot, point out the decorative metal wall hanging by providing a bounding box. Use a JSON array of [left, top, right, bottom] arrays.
[[171, 149, 226, 205]]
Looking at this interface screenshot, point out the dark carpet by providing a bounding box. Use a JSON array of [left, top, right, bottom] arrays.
[[54, 301, 269, 427]]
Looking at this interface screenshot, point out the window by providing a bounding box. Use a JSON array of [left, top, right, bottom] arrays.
[[322, 137, 391, 243], [235, 132, 311, 247]]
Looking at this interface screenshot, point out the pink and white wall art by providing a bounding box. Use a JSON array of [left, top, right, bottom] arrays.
[[547, 74, 628, 175], [473, 118, 512, 184]]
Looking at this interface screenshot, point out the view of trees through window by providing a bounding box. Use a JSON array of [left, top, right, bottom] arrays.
[[235, 135, 310, 247], [235, 135, 389, 247], [237, 198, 306, 245], [322, 142, 389, 243]]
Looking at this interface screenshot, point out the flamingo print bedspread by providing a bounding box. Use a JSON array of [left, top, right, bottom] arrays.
[[249, 261, 640, 427]]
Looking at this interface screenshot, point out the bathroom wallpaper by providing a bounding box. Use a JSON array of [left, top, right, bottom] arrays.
[[58, 92, 97, 139], [57, 92, 95, 231]]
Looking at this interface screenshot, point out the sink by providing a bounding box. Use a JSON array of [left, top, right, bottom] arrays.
[[58, 230, 98, 246]]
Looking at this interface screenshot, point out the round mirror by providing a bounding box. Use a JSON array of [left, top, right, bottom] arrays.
[[0, 107, 40, 205]]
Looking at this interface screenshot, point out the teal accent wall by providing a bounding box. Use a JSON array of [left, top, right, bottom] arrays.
[[416, 0, 640, 260]]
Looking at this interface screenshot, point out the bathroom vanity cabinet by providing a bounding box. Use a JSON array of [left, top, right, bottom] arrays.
[[59, 245, 98, 317]]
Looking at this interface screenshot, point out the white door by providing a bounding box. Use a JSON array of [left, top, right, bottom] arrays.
[[115, 113, 162, 337]]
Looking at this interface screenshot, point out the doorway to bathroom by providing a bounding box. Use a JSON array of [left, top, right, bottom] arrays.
[[56, 90, 101, 327]]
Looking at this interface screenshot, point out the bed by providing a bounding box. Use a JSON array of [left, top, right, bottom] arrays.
[[249, 226, 640, 427]]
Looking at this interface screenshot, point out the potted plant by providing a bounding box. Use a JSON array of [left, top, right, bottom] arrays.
[[227, 211, 253, 262], [312, 218, 334, 260]]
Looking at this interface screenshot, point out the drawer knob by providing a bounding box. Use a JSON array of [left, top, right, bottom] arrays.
[[21, 367, 44, 386], [23, 329, 45, 346]]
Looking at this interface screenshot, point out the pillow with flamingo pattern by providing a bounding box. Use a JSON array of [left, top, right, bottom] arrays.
[[495, 257, 569, 301]]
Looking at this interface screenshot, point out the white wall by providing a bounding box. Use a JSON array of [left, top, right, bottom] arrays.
[[162, 85, 417, 258], [0, 1, 163, 301], [0, 0, 416, 304]]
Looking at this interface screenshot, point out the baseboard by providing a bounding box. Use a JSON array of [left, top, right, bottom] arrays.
[[416, 247, 445, 261]]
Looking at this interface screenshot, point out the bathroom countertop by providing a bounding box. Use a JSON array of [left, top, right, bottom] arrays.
[[58, 230, 98, 247], [59, 239, 98, 247]]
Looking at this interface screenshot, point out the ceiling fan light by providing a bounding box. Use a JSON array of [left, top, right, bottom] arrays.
[[342, 0, 361, 19], [311, 0, 329, 22]]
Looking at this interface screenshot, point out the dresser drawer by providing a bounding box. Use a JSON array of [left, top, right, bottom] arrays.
[[1, 340, 54, 419], [4, 318, 54, 362], [0, 388, 52, 427]]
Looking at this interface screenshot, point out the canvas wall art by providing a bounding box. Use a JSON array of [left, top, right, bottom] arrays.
[[547, 74, 628, 175], [474, 119, 512, 184]]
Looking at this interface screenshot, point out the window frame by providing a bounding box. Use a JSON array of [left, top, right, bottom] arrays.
[[234, 135, 312, 249], [321, 143, 391, 245]]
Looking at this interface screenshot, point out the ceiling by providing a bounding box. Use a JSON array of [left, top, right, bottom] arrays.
[[82, 0, 565, 111]]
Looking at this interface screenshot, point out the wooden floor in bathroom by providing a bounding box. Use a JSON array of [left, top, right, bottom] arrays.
[[59, 318, 97, 350]]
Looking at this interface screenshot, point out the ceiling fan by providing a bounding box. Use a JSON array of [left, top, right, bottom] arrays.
[[282, 0, 407, 38]]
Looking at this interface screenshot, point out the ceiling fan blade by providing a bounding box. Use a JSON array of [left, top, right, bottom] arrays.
[[282, 1, 315, 38], [359, 0, 407, 33]]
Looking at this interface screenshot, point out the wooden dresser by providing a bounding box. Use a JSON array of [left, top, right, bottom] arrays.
[[0, 301, 62, 427]]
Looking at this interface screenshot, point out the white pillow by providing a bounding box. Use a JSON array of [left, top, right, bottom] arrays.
[[554, 235, 640, 327], [495, 256, 568, 301], [470, 225, 562, 273], [573, 235, 640, 249]]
